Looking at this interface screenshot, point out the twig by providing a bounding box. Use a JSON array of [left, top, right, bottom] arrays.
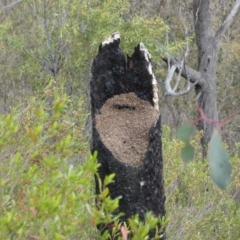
[[2, 0, 22, 10], [215, 0, 240, 41], [195, 106, 240, 131]]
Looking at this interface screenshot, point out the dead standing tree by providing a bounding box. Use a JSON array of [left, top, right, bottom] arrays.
[[90, 33, 165, 239]]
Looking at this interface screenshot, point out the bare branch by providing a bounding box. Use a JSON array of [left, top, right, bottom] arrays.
[[163, 51, 204, 97], [215, 0, 240, 41], [173, 45, 189, 92], [163, 57, 202, 85], [164, 65, 191, 97], [165, 64, 177, 94], [2, 0, 22, 10]]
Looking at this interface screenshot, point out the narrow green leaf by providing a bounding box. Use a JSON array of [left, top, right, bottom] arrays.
[[103, 173, 116, 187], [177, 124, 196, 143], [181, 143, 195, 162], [208, 129, 232, 190], [99, 187, 109, 199]]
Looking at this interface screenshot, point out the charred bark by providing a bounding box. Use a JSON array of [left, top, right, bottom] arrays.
[[91, 33, 165, 239]]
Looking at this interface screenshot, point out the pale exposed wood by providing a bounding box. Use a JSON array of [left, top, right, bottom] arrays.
[[163, 57, 202, 85]]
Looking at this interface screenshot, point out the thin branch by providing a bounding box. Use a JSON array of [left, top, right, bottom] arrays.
[[165, 77, 191, 97], [196, 106, 240, 131], [2, 0, 22, 10], [220, 110, 240, 128], [163, 4, 201, 97], [163, 57, 202, 85], [164, 61, 192, 97], [173, 44, 189, 92], [172, 66, 182, 92], [165, 64, 177, 95], [215, 0, 240, 41], [196, 106, 218, 124]]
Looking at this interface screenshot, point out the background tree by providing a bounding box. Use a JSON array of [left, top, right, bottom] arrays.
[[128, 0, 240, 155], [166, 0, 240, 156]]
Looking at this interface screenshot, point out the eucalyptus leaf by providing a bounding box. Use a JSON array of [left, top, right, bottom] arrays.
[[181, 143, 195, 162], [177, 124, 196, 143], [208, 129, 232, 190]]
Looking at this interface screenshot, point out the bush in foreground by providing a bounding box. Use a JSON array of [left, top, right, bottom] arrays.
[[1, 85, 240, 239]]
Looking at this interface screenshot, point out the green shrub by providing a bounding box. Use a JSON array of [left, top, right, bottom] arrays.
[[163, 125, 240, 240], [0, 0, 185, 110], [0, 83, 96, 239], [0, 83, 167, 240], [1, 87, 240, 240]]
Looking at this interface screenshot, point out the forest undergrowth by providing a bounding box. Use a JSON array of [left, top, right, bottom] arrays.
[[0, 83, 240, 239]]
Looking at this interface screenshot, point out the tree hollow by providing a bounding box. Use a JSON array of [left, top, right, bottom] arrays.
[[96, 92, 159, 167]]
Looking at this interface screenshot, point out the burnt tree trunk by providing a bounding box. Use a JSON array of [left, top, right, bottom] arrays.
[[90, 33, 165, 239]]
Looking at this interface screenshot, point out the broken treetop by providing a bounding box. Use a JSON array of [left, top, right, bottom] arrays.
[[91, 32, 159, 113]]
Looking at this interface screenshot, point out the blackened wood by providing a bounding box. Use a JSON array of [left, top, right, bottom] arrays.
[[91, 32, 165, 239]]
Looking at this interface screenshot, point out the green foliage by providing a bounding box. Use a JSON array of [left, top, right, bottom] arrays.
[[1, 92, 240, 239], [177, 124, 196, 162], [181, 143, 195, 163], [0, 0, 185, 110], [208, 129, 232, 190], [177, 124, 233, 189], [177, 124, 196, 143], [127, 214, 168, 240], [0, 82, 166, 239], [163, 125, 240, 240], [91, 174, 166, 240], [0, 84, 95, 239], [0, 1, 182, 239]]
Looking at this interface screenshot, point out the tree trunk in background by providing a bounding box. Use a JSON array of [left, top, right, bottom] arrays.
[[91, 33, 165, 239], [193, 0, 219, 156], [159, 0, 240, 156]]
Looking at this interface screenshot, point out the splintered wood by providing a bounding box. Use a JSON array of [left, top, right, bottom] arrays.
[[96, 92, 159, 167]]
